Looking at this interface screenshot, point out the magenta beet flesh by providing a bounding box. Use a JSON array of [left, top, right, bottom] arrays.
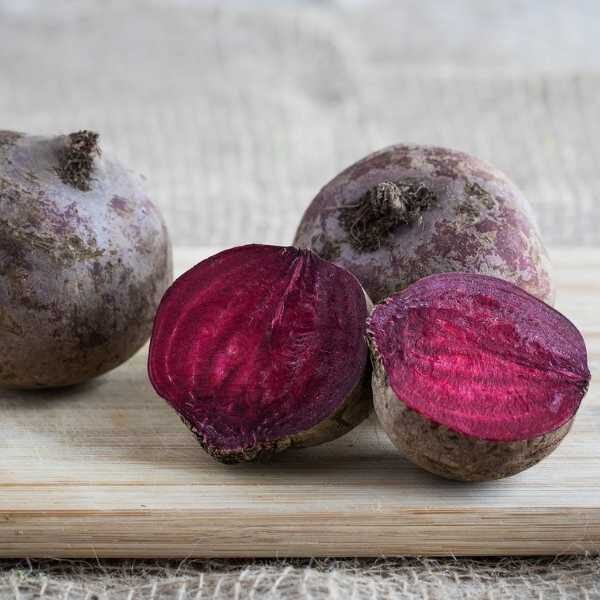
[[149, 244, 371, 463], [369, 273, 590, 480]]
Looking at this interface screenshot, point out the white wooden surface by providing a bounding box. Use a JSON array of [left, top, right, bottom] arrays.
[[0, 247, 599, 558]]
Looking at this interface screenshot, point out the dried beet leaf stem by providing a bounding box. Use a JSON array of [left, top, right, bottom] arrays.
[[339, 180, 436, 252], [56, 130, 101, 191]]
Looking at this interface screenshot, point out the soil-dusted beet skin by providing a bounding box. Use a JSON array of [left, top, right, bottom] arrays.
[[295, 144, 553, 304], [0, 130, 172, 388], [148, 244, 372, 463], [368, 273, 590, 481]]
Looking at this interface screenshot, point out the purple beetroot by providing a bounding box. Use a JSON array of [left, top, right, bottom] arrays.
[[148, 244, 372, 463], [0, 130, 172, 388], [295, 145, 554, 304], [368, 273, 590, 481]]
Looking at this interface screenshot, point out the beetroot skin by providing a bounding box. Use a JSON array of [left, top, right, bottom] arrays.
[[148, 244, 372, 463], [294, 145, 553, 304], [0, 130, 172, 388], [368, 273, 590, 481]]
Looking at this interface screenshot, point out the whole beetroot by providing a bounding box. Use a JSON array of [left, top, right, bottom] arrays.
[[295, 145, 553, 304], [368, 273, 590, 481], [148, 244, 371, 463], [0, 130, 172, 388]]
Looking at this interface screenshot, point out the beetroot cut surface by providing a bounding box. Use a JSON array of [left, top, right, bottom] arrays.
[[149, 244, 371, 463], [369, 273, 590, 481]]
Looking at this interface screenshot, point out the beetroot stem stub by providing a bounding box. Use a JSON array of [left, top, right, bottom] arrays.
[[148, 244, 372, 463]]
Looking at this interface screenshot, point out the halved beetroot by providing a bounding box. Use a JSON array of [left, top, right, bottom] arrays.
[[149, 244, 371, 463], [368, 273, 590, 481]]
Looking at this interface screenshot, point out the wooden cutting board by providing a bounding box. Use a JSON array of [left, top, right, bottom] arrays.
[[1, 247, 599, 558]]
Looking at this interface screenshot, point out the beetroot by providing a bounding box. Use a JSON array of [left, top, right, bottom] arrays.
[[148, 244, 372, 463], [294, 145, 554, 304], [368, 273, 590, 481], [0, 130, 172, 388]]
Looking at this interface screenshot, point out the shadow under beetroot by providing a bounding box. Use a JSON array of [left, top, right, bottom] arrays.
[[0, 377, 107, 409], [0, 375, 508, 493]]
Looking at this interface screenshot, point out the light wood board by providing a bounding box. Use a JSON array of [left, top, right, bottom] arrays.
[[1, 247, 599, 558]]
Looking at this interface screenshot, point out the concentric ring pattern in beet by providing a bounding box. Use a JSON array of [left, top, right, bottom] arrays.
[[149, 244, 370, 459], [369, 273, 590, 442]]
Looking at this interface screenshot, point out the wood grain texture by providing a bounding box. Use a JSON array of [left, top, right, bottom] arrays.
[[1, 247, 599, 558]]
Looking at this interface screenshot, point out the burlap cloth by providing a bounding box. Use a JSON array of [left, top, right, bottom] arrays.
[[1, 0, 599, 597], [1, 557, 599, 599]]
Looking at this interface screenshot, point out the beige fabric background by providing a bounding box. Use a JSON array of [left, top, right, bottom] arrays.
[[2, 0, 600, 247], [1, 0, 600, 598]]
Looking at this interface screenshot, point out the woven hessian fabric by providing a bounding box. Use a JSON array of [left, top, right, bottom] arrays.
[[2, 557, 600, 600], [1, 0, 600, 598]]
